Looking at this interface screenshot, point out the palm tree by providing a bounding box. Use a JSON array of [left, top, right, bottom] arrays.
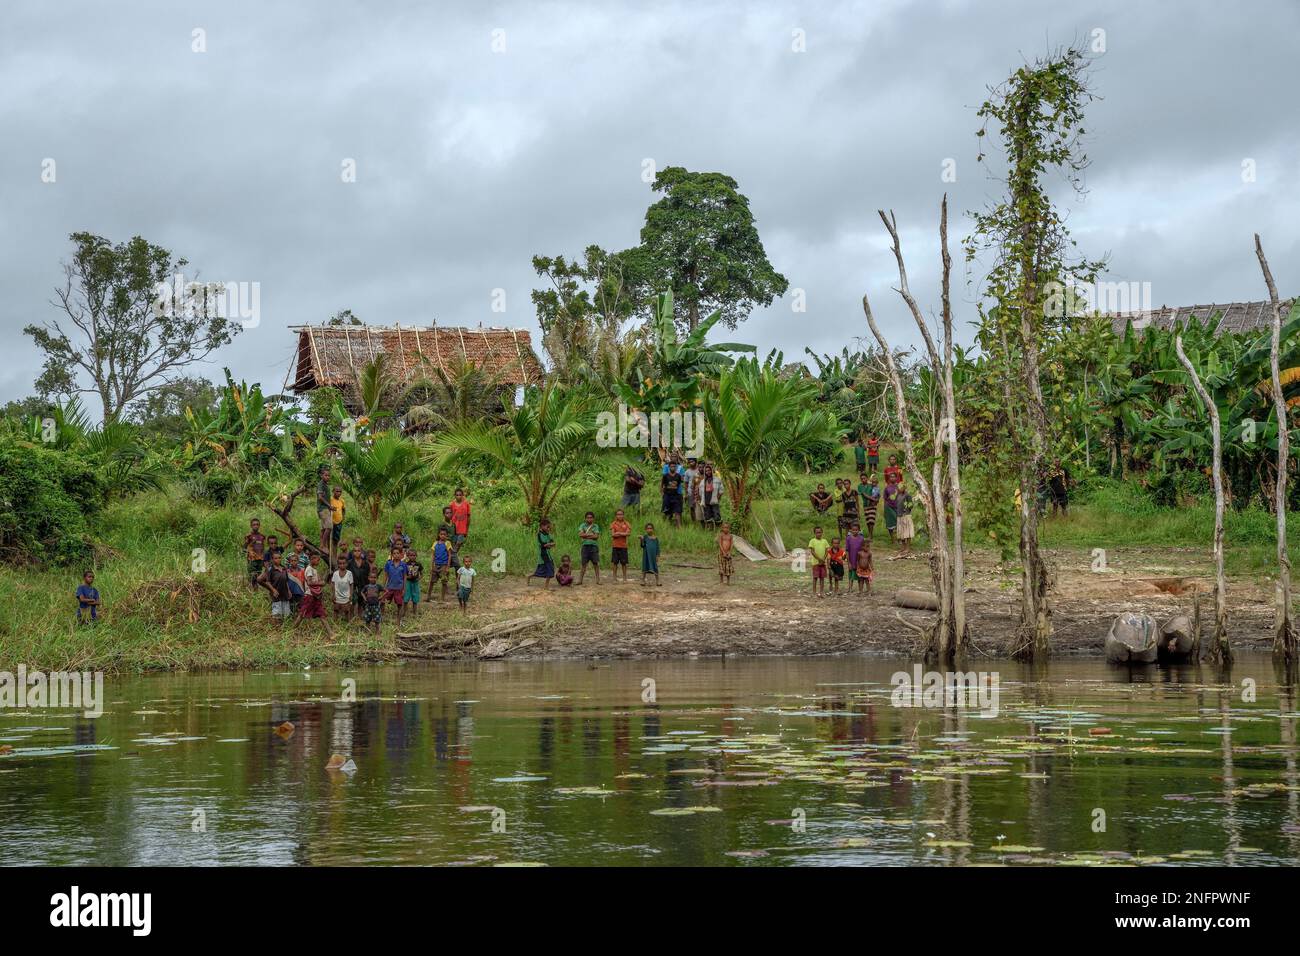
[[335, 431, 437, 521], [405, 351, 509, 431], [422, 378, 608, 521], [702, 355, 841, 521]]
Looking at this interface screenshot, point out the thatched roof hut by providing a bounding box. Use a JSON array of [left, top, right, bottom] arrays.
[[1107, 299, 1296, 336], [286, 324, 545, 400]]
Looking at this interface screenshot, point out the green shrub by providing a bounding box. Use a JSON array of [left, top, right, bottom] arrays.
[[0, 439, 103, 566]]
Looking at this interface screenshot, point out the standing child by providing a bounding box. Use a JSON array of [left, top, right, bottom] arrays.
[[75, 570, 101, 623], [331, 556, 354, 622], [382, 547, 408, 628], [291, 537, 309, 570], [867, 434, 880, 474], [639, 523, 661, 586], [578, 511, 601, 585], [449, 488, 472, 550], [528, 518, 556, 587], [296, 559, 332, 634], [257, 552, 292, 624], [244, 518, 266, 590], [329, 488, 345, 564], [845, 522, 865, 595], [609, 509, 632, 583], [438, 506, 461, 568], [457, 554, 476, 612], [432, 529, 454, 602], [404, 546, 423, 616], [855, 537, 874, 594], [807, 525, 830, 598], [717, 522, 734, 585], [362, 580, 382, 633], [895, 483, 916, 558], [347, 546, 371, 616], [286, 556, 307, 615], [827, 538, 847, 595], [556, 555, 574, 586]]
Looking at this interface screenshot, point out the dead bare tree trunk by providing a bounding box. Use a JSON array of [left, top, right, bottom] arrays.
[[863, 294, 942, 658], [938, 199, 967, 650], [873, 204, 967, 660], [877, 211, 950, 660], [1175, 335, 1230, 664], [1255, 234, 1297, 664]]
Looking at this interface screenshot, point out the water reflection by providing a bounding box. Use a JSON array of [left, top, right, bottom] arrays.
[[0, 657, 1297, 866]]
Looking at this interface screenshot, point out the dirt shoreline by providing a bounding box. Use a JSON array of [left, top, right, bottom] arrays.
[[439, 545, 1279, 661]]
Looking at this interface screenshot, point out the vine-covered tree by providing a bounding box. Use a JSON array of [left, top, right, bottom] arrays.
[[965, 48, 1106, 661]]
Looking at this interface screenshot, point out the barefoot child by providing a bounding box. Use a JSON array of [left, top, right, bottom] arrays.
[[257, 552, 292, 624], [331, 556, 354, 622], [855, 537, 874, 594], [382, 547, 408, 628], [896, 483, 916, 557], [828, 537, 846, 595], [457, 554, 476, 612], [404, 546, 423, 617], [362, 580, 382, 633], [808, 526, 830, 598], [527, 518, 556, 587], [296, 560, 333, 634], [329, 487, 345, 564], [640, 523, 660, 586], [609, 509, 632, 582], [845, 521, 865, 595], [432, 529, 454, 602], [717, 522, 734, 584], [556, 554, 574, 586], [577, 511, 601, 585]]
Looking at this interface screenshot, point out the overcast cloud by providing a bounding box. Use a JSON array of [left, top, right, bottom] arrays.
[[2, 0, 1297, 410]]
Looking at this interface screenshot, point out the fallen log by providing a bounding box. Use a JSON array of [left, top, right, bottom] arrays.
[[397, 615, 546, 649], [893, 589, 939, 611]]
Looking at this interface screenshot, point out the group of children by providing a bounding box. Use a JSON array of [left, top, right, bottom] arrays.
[[242, 476, 480, 631], [809, 451, 916, 558], [806, 521, 875, 598], [528, 509, 706, 587]]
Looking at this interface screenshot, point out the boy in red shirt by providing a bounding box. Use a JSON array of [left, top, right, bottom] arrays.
[[449, 488, 472, 550], [609, 508, 632, 583]]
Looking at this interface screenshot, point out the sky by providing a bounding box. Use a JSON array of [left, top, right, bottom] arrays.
[[2, 0, 1298, 412]]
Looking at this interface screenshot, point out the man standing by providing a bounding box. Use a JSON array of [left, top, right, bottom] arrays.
[[316, 467, 333, 564]]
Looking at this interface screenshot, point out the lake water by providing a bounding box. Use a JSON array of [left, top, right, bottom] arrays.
[[2, 656, 1298, 866]]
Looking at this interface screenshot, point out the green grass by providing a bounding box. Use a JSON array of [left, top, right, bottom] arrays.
[[2, 447, 1294, 671]]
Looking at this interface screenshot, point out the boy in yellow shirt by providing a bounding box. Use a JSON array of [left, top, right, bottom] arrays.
[[329, 487, 346, 564], [807, 525, 831, 598]]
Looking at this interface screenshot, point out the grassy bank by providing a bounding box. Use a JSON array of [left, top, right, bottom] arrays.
[[2, 448, 1297, 672]]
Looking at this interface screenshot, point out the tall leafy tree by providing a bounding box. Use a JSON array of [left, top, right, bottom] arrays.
[[624, 167, 788, 332], [26, 233, 243, 422], [531, 245, 641, 383]]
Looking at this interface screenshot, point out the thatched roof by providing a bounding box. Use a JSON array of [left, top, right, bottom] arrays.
[[1107, 299, 1296, 336], [286, 324, 544, 393]]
